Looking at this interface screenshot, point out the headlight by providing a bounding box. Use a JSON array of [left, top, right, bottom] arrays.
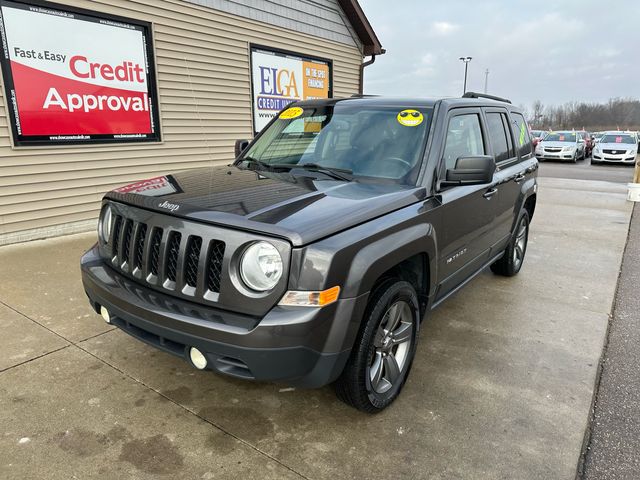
[[562, 146, 575, 152], [240, 242, 283, 291], [98, 205, 113, 243]]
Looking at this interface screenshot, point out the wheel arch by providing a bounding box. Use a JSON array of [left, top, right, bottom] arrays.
[[341, 223, 437, 318]]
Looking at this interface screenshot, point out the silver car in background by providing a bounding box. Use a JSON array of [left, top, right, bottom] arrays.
[[592, 132, 638, 165], [534, 131, 585, 162]]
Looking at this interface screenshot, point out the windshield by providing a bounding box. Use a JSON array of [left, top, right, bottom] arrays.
[[240, 104, 432, 184], [544, 132, 576, 142], [600, 134, 636, 144]]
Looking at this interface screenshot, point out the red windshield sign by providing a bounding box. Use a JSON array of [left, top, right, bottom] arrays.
[[0, 0, 161, 146]]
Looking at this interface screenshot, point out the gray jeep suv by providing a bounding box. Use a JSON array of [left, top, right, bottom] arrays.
[[81, 93, 538, 412]]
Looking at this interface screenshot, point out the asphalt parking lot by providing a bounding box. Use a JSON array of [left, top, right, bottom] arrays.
[[0, 164, 635, 479]]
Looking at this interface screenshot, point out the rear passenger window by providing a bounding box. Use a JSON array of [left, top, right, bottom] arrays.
[[511, 113, 533, 158], [486, 113, 511, 162], [443, 114, 485, 170]]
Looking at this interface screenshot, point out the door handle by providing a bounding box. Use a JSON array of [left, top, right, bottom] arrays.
[[483, 188, 498, 199], [514, 173, 526, 183]]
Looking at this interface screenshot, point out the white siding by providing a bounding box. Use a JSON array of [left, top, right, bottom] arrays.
[[0, 0, 363, 243]]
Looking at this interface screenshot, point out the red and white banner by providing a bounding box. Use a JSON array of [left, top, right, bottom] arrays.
[[0, 0, 160, 145]]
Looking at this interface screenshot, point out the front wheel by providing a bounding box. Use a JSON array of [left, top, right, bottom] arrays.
[[335, 280, 419, 413], [490, 210, 530, 277]]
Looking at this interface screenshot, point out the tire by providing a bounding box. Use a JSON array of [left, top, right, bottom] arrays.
[[490, 210, 530, 277], [335, 280, 419, 413], [572, 152, 577, 163]]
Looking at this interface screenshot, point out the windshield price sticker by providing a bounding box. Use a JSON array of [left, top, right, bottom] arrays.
[[279, 106, 304, 119], [615, 136, 623, 143], [559, 135, 565, 141]]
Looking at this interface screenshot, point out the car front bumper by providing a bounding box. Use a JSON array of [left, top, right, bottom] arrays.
[[535, 151, 577, 161], [81, 245, 367, 388], [592, 152, 636, 163]]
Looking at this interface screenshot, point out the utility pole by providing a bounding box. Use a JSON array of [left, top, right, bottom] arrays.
[[459, 56, 472, 94], [484, 69, 489, 94]]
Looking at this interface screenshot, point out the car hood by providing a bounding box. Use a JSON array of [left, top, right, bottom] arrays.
[[597, 143, 637, 151], [538, 141, 577, 148], [105, 165, 427, 246]]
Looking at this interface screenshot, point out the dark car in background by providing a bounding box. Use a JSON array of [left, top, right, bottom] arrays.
[[576, 130, 593, 157]]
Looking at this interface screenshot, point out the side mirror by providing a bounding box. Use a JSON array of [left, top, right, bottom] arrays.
[[234, 139, 250, 158], [442, 155, 496, 187]]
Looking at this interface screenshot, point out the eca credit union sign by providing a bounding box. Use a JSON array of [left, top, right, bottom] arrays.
[[0, 0, 161, 146], [250, 45, 332, 134]]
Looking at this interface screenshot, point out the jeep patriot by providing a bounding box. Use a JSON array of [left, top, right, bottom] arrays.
[[81, 93, 538, 412]]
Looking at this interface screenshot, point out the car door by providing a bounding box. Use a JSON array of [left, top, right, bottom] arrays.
[[434, 108, 497, 301], [482, 109, 530, 252]]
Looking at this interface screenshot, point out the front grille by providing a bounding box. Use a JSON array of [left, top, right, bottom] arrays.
[[133, 223, 147, 270], [111, 215, 123, 260], [603, 149, 624, 154], [166, 232, 182, 283], [184, 236, 202, 288], [107, 213, 225, 300], [544, 147, 562, 152], [149, 227, 163, 276], [122, 219, 134, 266], [207, 240, 226, 293]]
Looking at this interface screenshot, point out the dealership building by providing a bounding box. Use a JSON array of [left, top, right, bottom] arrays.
[[0, 0, 383, 245]]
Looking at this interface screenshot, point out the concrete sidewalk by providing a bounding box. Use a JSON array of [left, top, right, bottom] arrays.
[[582, 203, 640, 480], [0, 177, 633, 479]]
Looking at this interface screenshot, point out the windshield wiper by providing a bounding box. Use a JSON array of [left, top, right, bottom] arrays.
[[240, 158, 352, 181], [296, 163, 353, 181], [240, 156, 273, 170]]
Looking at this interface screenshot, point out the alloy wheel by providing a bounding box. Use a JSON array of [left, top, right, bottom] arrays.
[[512, 217, 528, 269], [368, 301, 414, 394]]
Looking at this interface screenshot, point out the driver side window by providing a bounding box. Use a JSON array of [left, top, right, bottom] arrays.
[[443, 113, 485, 170]]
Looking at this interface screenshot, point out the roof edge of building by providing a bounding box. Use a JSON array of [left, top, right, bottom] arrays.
[[337, 0, 384, 56]]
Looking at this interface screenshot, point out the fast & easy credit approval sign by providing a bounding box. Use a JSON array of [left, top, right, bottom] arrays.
[[251, 46, 331, 133], [0, 0, 160, 146]]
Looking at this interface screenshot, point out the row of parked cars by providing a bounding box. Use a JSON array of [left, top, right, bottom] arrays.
[[531, 129, 639, 165]]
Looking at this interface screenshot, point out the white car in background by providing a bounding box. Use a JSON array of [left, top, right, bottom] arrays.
[[534, 131, 585, 162], [592, 132, 638, 165]]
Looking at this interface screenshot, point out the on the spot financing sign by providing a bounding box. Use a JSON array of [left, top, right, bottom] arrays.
[[0, 0, 160, 146], [251, 46, 331, 133]]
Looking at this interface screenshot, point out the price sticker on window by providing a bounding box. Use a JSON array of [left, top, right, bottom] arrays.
[[559, 135, 565, 141], [615, 136, 623, 143]]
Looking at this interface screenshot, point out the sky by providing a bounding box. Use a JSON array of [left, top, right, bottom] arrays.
[[360, 0, 640, 110]]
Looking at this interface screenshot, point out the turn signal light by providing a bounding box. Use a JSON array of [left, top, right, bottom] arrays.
[[279, 286, 341, 307]]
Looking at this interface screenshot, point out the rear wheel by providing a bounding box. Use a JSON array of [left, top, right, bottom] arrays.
[[335, 280, 419, 413], [490, 210, 530, 277]]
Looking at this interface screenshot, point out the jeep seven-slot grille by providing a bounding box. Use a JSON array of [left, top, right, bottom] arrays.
[[108, 214, 226, 300]]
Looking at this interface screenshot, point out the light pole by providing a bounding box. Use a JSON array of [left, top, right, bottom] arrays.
[[484, 68, 489, 94], [459, 56, 472, 94]]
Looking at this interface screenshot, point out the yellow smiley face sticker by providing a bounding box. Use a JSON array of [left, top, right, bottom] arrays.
[[397, 109, 424, 127], [279, 106, 304, 119]]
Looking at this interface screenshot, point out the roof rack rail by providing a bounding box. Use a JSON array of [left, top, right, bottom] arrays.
[[350, 94, 380, 98], [462, 91, 512, 104]]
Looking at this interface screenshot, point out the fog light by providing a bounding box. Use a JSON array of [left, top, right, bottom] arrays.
[[189, 347, 207, 370], [100, 306, 111, 323]]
